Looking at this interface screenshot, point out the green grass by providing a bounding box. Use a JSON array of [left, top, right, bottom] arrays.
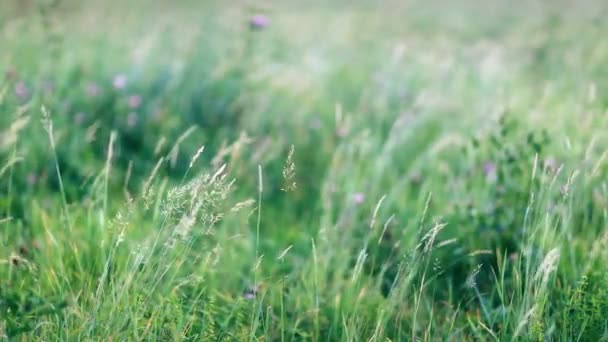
[[2, 0, 608, 340]]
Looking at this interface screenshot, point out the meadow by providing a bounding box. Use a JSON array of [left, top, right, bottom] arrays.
[[2, 0, 608, 340]]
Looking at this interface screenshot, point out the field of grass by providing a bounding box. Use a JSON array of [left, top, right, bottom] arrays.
[[2, 0, 608, 340]]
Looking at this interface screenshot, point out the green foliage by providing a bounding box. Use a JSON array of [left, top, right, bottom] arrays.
[[562, 273, 608, 341], [2, 0, 608, 340]]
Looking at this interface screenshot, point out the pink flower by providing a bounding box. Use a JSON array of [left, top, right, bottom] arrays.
[[352, 192, 365, 204], [113, 74, 127, 89], [14, 81, 29, 100], [86, 83, 100, 97], [128, 94, 142, 109], [249, 14, 270, 30]]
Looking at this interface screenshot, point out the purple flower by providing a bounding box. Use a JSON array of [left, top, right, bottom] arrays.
[[113, 74, 127, 89], [86, 83, 101, 97], [483, 161, 497, 181], [128, 94, 142, 109], [483, 162, 496, 176], [243, 284, 261, 300], [14, 81, 30, 101], [352, 192, 365, 204], [249, 14, 270, 30], [483, 162, 495, 175]]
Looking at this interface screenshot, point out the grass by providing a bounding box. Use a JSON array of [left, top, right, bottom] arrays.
[[2, 0, 608, 340]]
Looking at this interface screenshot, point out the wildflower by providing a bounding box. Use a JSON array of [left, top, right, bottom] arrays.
[[483, 161, 497, 182], [483, 161, 495, 175], [128, 94, 142, 109], [14, 81, 29, 100], [352, 192, 365, 204], [249, 14, 270, 30], [113, 74, 127, 89], [243, 284, 261, 300], [86, 83, 101, 97]]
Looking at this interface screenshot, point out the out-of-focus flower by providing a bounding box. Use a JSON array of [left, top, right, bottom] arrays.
[[113, 74, 127, 89], [483, 161, 495, 175], [243, 284, 261, 300], [86, 83, 101, 97], [352, 192, 365, 204], [249, 14, 270, 30], [128, 94, 142, 109], [483, 161, 497, 182], [14, 81, 30, 101]]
